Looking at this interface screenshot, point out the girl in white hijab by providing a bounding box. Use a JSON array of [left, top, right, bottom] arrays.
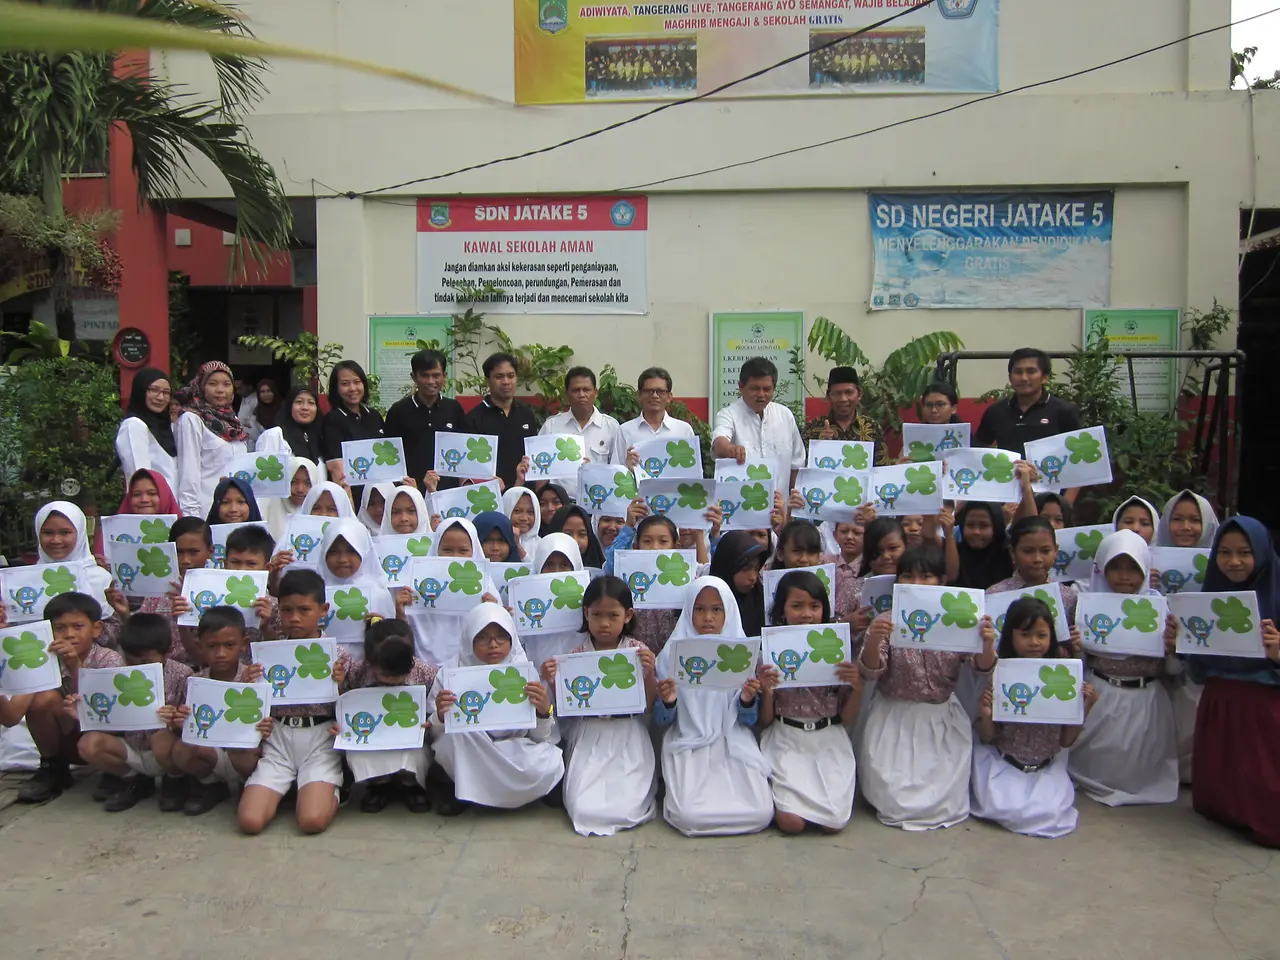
[[272, 480, 355, 566], [315, 518, 401, 663], [521, 533, 586, 678], [427, 603, 563, 813], [358, 482, 397, 534], [1112, 495, 1159, 545], [502, 486, 541, 559], [264, 457, 321, 540], [407, 518, 500, 666], [377, 486, 430, 536], [34, 501, 114, 617], [655, 575, 773, 837], [1068, 529, 1178, 806]]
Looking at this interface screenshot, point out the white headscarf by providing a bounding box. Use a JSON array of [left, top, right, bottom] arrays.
[[533, 532, 583, 574], [819, 521, 841, 557], [358, 481, 396, 533], [265, 457, 322, 538], [34, 501, 112, 611], [502, 486, 542, 557], [316, 517, 385, 586], [1157, 490, 1219, 548], [455, 602, 528, 668], [1088, 528, 1157, 594], [378, 485, 430, 536], [428, 517, 484, 560], [301, 481, 355, 520], [656, 577, 768, 773], [1112, 496, 1158, 541]]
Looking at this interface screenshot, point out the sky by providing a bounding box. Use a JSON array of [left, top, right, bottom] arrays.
[[1234, 0, 1280, 83]]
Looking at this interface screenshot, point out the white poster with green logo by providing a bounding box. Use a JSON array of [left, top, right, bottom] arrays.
[[709, 311, 804, 418], [367, 315, 453, 391], [1082, 309, 1178, 411]]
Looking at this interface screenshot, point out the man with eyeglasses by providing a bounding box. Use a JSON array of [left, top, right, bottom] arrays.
[[801, 366, 889, 465], [613, 366, 697, 466]]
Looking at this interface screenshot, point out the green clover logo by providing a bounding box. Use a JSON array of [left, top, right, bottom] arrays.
[[815, 568, 832, 595], [676, 482, 708, 510], [294, 642, 332, 679], [333, 588, 369, 620], [666, 440, 697, 469], [1064, 432, 1102, 464], [113, 669, 156, 707], [407, 536, 433, 556], [1192, 553, 1208, 584], [806, 628, 844, 665], [256, 455, 285, 482], [504, 566, 531, 582], [1038, 664, 1078, 700], [555, 437, 582, 462], [372, 441, 401, 467], [2, 631, 48, 669], [138, 518, 170, 544], [739, 483, 769, 512], [489, 666, 529, 703], [745, 464, 772, 481], [549, 576, 585, 610], [904, 465, 937, 496], [981, 453, 1015, 483], [137, 547, 171, 579], [382, 691, 420, 727], [1211, 596, 1254, 633], [841, 444, 869, 470], [940, 591, 979, 628], [599, 653, 637, 689], [613, 471, 638, 499], [224, 575, 259, 608], [447, 560, 483, 595], [832, 475, 864, 507], [42, 566, 76, 597], [1028, 589, 1059, 620], [906, 441, 937, 462], [715, 643, 753, 673], [466, 437, 493, 463], [1121, 597, 1160, 632], [1075, 529, 1104, 561], [655, 553, 691, 586], [223, 687, 265, 723], [467, 487, 499, 513]]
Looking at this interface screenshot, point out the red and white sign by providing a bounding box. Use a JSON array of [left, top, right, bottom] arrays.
[[416, 196, 648, 315]]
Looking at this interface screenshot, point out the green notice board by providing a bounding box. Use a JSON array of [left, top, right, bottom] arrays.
[[709, 311, 805, 416], [1082, 309, 1179, 411], [367, 315, 453, 395]]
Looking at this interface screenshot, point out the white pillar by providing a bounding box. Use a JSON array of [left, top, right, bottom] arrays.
[[315, 197, 370, 365]]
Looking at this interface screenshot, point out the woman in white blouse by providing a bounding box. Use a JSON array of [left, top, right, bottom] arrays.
[[175, 361, 249, 518], [115, 368, 178, 492]]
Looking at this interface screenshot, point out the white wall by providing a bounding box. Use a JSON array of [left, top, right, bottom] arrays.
[[157, 0, 1280, 397]]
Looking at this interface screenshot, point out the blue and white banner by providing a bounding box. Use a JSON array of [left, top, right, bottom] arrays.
[[868, 192, 1114, 309]]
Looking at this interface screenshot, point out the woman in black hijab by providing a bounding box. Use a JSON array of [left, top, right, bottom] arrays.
[[277, 386, 325, 463], [116, 367, 179, 492], [710, 531, 768, 637]]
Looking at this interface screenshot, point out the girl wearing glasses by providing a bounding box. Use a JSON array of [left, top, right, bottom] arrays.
[[918, 381, 962, 425], [116, 368, 178, 493]]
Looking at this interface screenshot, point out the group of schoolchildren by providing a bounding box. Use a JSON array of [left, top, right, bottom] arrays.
[[3, 451, 1278, 848]]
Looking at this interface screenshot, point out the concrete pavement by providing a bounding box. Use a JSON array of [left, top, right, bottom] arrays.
[[0, 782, 1274, 960]]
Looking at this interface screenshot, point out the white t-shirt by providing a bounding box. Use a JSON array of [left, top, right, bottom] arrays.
[[712, 397, 806, 482], [538, 408, 621, 501], [115, 417, 178, 492], [175, 411, 247, 518], [612, 413, 697, 464]]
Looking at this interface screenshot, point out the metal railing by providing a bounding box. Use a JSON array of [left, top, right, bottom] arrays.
[[933, 350, 1245, 514]]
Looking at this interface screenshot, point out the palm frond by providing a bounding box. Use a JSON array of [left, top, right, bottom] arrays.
[[807, 316, 873, 370]]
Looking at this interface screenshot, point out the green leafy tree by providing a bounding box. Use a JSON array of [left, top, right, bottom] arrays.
[[940, 592, 979, 628], [1121, 597, 1160, 632], [666, 440, 697, 469], [903, 465, 937, 495], [549, 576, 585, 610], [715, 643, 753, 673], [806, 628, 845, 665], [1, 631, 48, 668], [293, 643, 332, 679], [676, 482, 708, 510], [223, 687, 265, 723], [255, 455, 284, 481], [381, 691, 420, 727], [598, 653, 637, 689], [447, 560, 483, 595], [1038, 664, 1078, 700], [136, 546, 171, 578], [655, 553, 691, 586], [113, 669, 155, 706], [223, 575, 258, 607], [489, 667, 529, 703], [42, 566, 76, 596], [1211, 596, 1254, 633]]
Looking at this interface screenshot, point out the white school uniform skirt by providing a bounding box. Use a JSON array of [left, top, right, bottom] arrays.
[[433, 729, 564, 809], [761, 720, 856, 830], [858, 694, 971, 830], [1166, 673, 1203, 784], [563, 716, 656, 837], [661, 727, 773, 837], [347, 742, 432, 787], [1067, 670, 1178, 806], [970, 744, 1077, 838]]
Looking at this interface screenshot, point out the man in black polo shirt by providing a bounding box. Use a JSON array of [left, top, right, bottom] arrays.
[[464, 351, 539, 490], [383, 348, 467, 491], [975, 347, 1081, 456]]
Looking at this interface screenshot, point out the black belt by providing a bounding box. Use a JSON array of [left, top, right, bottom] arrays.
[[276, 715, 334, 729], [1092, 671, 1153, 689], [1002, 753, 1053, 774], [781, 716, 839, 732]]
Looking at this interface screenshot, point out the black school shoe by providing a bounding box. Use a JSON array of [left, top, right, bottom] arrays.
[[431, 780, 470, 817], [157, 775, 189, 812], [402, 781, 431, 814], [183, 779, 230, 816], [92, 773, 128, 802], [360, 778, 395, 813], [17, 759, 73, 804], [104, 776, 156, 812]]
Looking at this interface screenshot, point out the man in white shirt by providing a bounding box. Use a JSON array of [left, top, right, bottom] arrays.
[[538, 366, 622, 501], [613, 366, 697, 467], [711, 356, 806, 490]]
